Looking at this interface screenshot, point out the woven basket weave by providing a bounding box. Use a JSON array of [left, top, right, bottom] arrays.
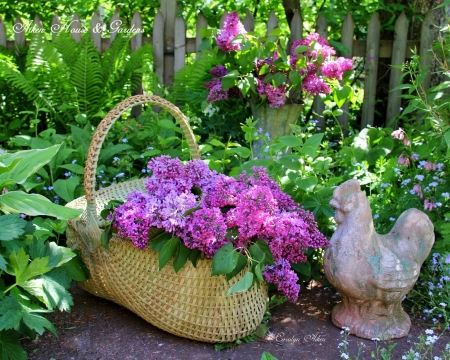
[[65, 95, 268, 343]]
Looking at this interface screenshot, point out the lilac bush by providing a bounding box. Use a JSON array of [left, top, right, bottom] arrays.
[[203, 12, 353, 108], [112, 155, 328, 301]]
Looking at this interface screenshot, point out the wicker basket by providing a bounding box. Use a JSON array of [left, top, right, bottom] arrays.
[[65, 95, 268, 343]]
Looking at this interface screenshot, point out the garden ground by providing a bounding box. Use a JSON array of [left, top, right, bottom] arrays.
[[22, 281, 450, 360]]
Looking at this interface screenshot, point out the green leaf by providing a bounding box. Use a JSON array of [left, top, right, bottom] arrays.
[[222, 70, 239, 89], [61, 251, 89, 281], [59, 163, 85, 175], [158, 237, 179, 270], [53, 176, 80, 203], [0, 214, 27, 241], [212, 243, 239, 276], [333, 85, 352, 108], [261, 351, 278, 360], [0, 296, 22, 330], [149, 232, 173, 252], [173, 242, 190, 273], [272, 72, 286, 87], [99, 144, 132, 163], [22, 269, 73, 311], [0, 254, 6, 271], [226, 271, 254, 295], [288, 70, 302, 86], [254, 240, 275, 266], [0, 191, 82, 220], [225, 147, 251, 158], [295, 176, 318, 191], [70, 125, 92, 151], [22, 311, 57, 336], [291, 261, 311, 276], [0, 329, 28, 360], [249, 243, 265, 263], [294, 45, 309, 54], [300, 133, 324, 158], [279, 155, 302, 170], [254, 264, 264, 282], [189, 248, 201, 268], [100, 227, 112, 251], [159, 119, 183, 134], [0, 144, 61, 185], [445, 130, 450, 157], [8, 248, 52, 284], [278, 135, 302, 147], [225, 252, 247, 281]]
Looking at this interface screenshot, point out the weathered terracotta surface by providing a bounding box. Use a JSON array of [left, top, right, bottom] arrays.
[[324, 179, 435, 340]]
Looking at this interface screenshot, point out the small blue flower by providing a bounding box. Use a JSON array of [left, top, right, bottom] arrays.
[[113, 157, 120, 162], [122, 138, 128, 143], [72, 159, 77, 164], [65, 171, 71, 177], [116, 173, 125, 178], [48, 186, 53, 191]]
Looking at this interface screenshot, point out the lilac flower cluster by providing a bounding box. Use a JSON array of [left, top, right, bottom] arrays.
[[112, 155, 328, 301], [204, 12, 354, 108]]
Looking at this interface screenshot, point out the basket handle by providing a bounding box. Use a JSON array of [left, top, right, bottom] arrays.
[[84, 95, 201, 216]]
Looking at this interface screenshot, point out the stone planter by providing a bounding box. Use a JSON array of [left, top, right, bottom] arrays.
[[250, 102, 303, 159]]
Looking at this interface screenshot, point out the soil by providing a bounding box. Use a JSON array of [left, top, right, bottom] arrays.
[[22, 281, 449, 360]]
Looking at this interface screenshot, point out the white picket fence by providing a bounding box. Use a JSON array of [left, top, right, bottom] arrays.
[[0, 0, 435, 129]]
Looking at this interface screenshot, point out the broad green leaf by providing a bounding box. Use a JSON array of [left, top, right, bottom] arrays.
[[249, 243, 265, 262], [158, 119, 183, 134], [212, 243, 239, 276], [279, 155, 302, 170], [8, 247, 51, 284], [70, 125, 92, 151], [22, 269, 73, 311], [59, 163, 85, 175], [334, 85, 352, 108], [291, 261, 311, 276], [189, 248, 201, 268], [0, 329, 27, 360], [294, 45, 309, 54], [261, 351, 278, 360], [173, 242, 190, 273], [226, 271, 254, 295], [53, 176, 80, 203], [0, 296, 22, 330], [61, 252, 89, 281], [254, 240, 275, 266], [0, 214, 27, 241], [444, 130, 450, 157], [225, 252, 247, 281], [272, 72, 286, 87], [225, 147, 251, 158], [0, 254, 6, 271], [300, 133, 324, 158], [149, 232, 173, 252], [0, 144, 61, 184], [254, 264, 264, 282], [158, 237, 180, 270], [278, 135, 302, 148], [29, 240, 75, 268], [209, 139, 226, 147], [22, 311, 57, 336], [0, 191, 82, 220], [288, 70, 302, 86], [295, 176, 318, 191], [99, 144, 132, 163], [101, 227, 112, 250]]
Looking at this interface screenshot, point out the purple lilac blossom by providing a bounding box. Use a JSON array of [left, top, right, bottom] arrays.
[[112, 156, 329, 302], [216, 12, 247, 52]]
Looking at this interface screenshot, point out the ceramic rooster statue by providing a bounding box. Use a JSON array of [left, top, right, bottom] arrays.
[[324, 179, 435, 340]]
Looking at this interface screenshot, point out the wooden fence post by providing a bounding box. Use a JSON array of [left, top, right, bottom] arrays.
[[420, 11, 434, 93], [196, 12, 208, 58], [14, 16, 25, 48], [91, 11, 102, 51], [0, 17, 6, 47], [386, 12, 408, 127], [361, 12, 380, 129], [338, 12, 354, 135], [161, 0, 177, 87], [174, 16, 186, 73]]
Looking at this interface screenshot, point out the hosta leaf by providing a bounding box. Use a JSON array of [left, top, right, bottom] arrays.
[[0, 214, 27, 241], [0, 329, 27, 360], [0, 191, 82, 220]]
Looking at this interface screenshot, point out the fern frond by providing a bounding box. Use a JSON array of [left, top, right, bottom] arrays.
[[70, 33, 104, 116], [172, 50, 215, 104], [53, 32, 81, 69], [101, 33, 131, 84]]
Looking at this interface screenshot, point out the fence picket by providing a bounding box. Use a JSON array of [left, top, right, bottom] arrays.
[[174, 16, 186, 73], [70, 14, 82, 42], [386, 12, 408, 127], [14, 16, 25, 47], [338, 12, 355, 134], [161, 0, 177, 86], [244, 11, 255, 32], [153, 11, 164, 85], [51, 14, 61, 39], [0, 17, 6, 47], [361, 12, 380, 128], [313, 15, 328, 128], [267, 11, 278, 34], [289, 10, 303, 45], [109, 9, 121, 47], [420, 11, 434, 92], [196, 12, 208, 58], [91, 11, 102, 51]]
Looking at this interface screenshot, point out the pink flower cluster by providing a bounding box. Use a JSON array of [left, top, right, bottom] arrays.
[[113, 155, 329, 301], [204, 12, 353, 108]]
